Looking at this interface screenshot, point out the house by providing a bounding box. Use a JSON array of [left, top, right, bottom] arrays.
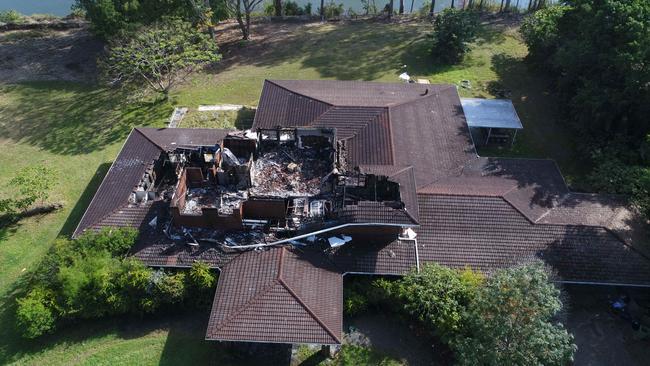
[[73, 80, 650, 346]]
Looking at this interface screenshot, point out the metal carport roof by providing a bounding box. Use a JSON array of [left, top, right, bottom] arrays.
[[461, 98, 523, 129]]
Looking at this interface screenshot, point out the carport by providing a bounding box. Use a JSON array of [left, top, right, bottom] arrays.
[[461, 98, 523, 147]]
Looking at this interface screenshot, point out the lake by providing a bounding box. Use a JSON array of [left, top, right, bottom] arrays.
[[1, 0, 542, 17]]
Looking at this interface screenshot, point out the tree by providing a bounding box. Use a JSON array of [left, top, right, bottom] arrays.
[[225, 0, 264, 40], [1, 166, 56, 215], [430, 9, 479, 64], [453, 263, 576, 365], [102, 18, 220, 98], [399, 0, 404, 14], [274, 0, 283, 16], [520, 5, 569, 66], [76, 0, 190, 39]]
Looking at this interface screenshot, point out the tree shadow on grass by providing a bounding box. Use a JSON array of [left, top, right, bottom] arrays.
[[57, 162, 112, 238], [0, 82, 171, 156], [210, 21, 434, 81], [481, 53, 586, 181], [158, 310, 292, 366]]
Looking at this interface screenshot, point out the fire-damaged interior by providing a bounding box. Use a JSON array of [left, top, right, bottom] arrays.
[[126, 127, 411, 249]]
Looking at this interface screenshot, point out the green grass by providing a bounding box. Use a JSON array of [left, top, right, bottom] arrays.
[[180, 107, 256, 129], [0, 20, 577, 365], [0, 82, 171, 364]]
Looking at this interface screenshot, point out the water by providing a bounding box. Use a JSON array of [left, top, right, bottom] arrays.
[[0, 0, 539, 17], [0, 0, 75, 16]]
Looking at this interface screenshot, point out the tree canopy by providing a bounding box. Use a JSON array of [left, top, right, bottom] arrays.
[[521, 0, 650, 217], [453, 263, 576, 365], [102, 18, 221, 98]]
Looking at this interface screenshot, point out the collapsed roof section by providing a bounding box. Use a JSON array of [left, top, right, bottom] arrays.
[[73, 126, 419, 242], [254, 80, 477, 187]]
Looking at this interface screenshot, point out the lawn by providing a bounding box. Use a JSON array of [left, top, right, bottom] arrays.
[[0, 19, 576, 365]]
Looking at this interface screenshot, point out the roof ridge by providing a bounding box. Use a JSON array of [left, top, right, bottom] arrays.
[[133, 128, 168, 151], [277, 249, 341, 343], [266, 80, 335, 107], [212, 251, 283, 331], [386, 87, 440, 109]]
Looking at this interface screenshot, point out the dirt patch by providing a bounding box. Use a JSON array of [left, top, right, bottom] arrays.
[[565, 285, 650, 366], [0, 27, 103, 83]]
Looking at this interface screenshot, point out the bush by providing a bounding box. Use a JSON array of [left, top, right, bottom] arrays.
[[187, 261, 217, 308], [57, 250, 122, 319], [343, 276, 396, 316], [15, 228, 217, 338], [154, 271, 187, 306], [0, 10, 24, 23], [394, 264, 483, 342], [587, 154, 650, 218], [430, 9, 480, 64], [76, 227, 138, 257], [16, 287, 57, 339]]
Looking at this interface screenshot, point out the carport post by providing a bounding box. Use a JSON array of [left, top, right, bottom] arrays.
[[511, 129, 518, 147]]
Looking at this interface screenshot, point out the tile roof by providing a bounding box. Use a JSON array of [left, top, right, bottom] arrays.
[[416, 193, 650, 286], [73, 129, 162, 238], [206, 247, 343, 344], [73, 128, 232, 237], [72, 79, 650, 347], [358, 165, 419, 223], [253, 80, 477, 188], [327, 234, 417, 275]]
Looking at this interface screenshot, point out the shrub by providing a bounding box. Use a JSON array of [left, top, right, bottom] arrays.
[[113, 258, 157, 313], [75, 227, 138, 257], [0, 10, 24, 23], [16, 287, 57, 339], [430, 9, 479, 64], [57, 250, 122, 319], [153, 270, 187, 306], [344, 288, 368, 316], [587, 155, 650, 218], [393, 263, 482, 342], [284, 1, 302, 15], [186, 261, 217, 308]]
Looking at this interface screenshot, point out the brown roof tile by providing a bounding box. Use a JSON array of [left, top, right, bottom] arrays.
[[206, 247, 343, 344], [328, 234, 417, 275], [73, 130, 162, 238], [416, 193, 650, 285]]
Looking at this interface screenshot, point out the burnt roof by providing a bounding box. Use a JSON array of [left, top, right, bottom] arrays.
[[253, 80, 477, 187], [73, 128, 233, 238], [206, 247, 342, 344]]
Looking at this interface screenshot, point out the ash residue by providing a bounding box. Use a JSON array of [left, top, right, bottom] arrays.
[[250, 145, 331, 197]]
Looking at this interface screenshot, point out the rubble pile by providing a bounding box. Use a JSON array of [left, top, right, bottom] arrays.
[[251, 145, 331, 197]]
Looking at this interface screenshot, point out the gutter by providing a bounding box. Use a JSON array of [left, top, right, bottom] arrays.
[[223, 222, 416, 249]]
